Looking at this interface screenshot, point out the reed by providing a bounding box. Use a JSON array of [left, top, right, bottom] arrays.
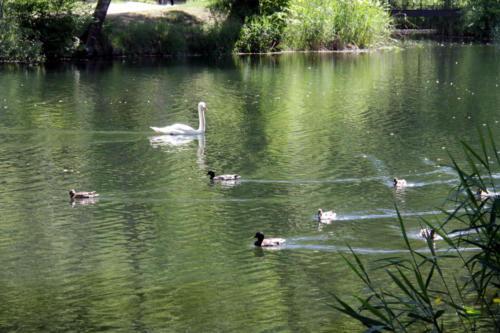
[[334, 127, 500, 332], [282, 0, 392, 50]]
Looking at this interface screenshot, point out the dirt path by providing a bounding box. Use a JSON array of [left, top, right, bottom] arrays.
[[106, 1, 213, 23], [107, 1, 172, 14]]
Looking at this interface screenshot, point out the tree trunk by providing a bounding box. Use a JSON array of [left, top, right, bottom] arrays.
[[85, 0, 112, 57]]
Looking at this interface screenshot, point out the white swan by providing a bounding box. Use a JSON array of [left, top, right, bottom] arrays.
[[318, 208, 336, 222], [150, 102, 207, 135]]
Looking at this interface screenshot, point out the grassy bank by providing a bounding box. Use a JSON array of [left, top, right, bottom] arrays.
[[0, 0, 498, 62], [100, 0, 393, 56], [99, 3, 241, 56]]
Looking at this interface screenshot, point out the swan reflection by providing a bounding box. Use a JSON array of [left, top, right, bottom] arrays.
[[149, 134, 206, 168]]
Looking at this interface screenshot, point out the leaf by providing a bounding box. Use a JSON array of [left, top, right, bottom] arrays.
[[332, 295, 390, 329], [355, 296, 390, 324], [407, 312, 433, 323]]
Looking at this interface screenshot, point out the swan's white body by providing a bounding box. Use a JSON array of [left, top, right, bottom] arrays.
[[150, 102, 207, 135], [318, 209, 336, 222]]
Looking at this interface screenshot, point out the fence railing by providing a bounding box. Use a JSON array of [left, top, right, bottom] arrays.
[[382, 0, 465, 10]]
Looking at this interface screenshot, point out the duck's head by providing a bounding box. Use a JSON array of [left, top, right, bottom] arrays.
[[69, 189, 76, 198], [254, 232, 264, 240], [207, 170, 216, 179], [317, 209, 323, 218], [393, 178, 398, 185]]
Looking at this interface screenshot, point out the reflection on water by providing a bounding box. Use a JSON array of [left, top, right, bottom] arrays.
[[0, 43, 499, 332], [149, 134, 206, 168], [70, 197, 99, 207]]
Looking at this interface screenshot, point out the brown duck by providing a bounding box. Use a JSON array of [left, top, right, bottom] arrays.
[[69, 189, 99, 199], [254, 232, 285, 247]]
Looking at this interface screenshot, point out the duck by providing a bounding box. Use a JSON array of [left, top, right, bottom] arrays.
[[419, 228, 436, 241], [254, 232, 285, 247], [318, 208, 336, 221], [150, 102, 207, 135], [393, 177, 407, 187], [207, 170, 240, 181], [69, 189, 99, 199], [477, 187, 492, 198]]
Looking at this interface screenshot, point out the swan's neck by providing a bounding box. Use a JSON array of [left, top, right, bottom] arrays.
[[197, 105, 206, 132]]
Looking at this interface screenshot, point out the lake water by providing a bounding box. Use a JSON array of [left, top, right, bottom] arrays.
[[0, 42, 498, 332]]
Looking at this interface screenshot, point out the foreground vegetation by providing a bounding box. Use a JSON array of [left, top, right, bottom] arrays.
[[0, 0, 498, 62], [335, 129, 500, 332]]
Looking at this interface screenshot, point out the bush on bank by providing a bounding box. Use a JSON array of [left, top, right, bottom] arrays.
[[234, 0, 393, 53], [0, 0, 498, 62], [0, 0, 90, 62]]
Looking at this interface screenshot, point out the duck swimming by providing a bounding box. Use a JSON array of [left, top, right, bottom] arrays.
[[318, 208, 336, 222], [419, 228, 436, 241], [393, 178, 407, 187], [254, 232, 285, 247], [207, 170, 240, 181], [476, 187, 495, 199], [69, 189, 99, 199]]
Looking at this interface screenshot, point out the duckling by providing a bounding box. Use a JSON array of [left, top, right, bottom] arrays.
[[477, 187, 491, 198], [254, 232, 285, 247], [207, 170, 240, 181], [69, 189, 99, 199], [393, 177, 407, 187], [419, 228, 436, 241], [318, 208, 336, 222]]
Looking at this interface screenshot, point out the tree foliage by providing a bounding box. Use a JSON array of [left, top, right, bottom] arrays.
[[0, 0, 90, 61], [461, 0, 500, 39], [210, 0, 288, 19]]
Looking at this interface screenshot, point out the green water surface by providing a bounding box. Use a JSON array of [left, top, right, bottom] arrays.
[[0, 42, 499, 332]]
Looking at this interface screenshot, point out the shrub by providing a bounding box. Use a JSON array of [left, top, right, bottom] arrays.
[[461, 0, 500, 40], [234, 12, 286, 53], [0, 18, 44, 62], [282, 0, 392, 50], [0, 0, 90, 61]]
